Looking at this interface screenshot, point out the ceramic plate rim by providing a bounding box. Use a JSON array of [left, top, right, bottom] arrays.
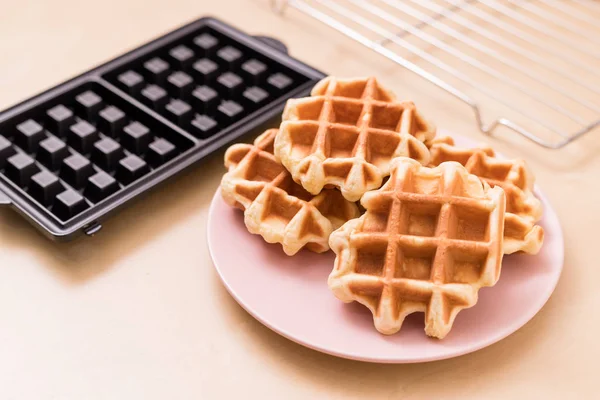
[[207, 133, 564, 363]]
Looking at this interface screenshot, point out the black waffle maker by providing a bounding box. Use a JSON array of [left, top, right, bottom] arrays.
[[0, 17, 325, 240]]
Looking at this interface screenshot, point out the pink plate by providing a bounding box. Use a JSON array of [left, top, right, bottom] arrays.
[[207, 133, 564, 363]]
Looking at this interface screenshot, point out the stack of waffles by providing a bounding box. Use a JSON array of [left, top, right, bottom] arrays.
[[220, 76, 544, 339]]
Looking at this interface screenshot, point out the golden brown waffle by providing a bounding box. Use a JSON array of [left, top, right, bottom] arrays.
[[221, 129, 360, 256], [328, 157, 506, 339], [275, 76, 435, 202], [428, 136, 543, 254]]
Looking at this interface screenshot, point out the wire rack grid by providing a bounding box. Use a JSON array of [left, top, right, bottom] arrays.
[[271, 0, 600, 149]]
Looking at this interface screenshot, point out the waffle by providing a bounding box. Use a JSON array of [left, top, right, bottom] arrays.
[[275, 76, 435, 201], [221, 129, 360, 256], [428, 136, 543, 254], [328, 157, 506, 339]]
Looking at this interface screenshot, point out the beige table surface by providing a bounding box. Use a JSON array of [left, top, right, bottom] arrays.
[[1, 1, 599, 399]]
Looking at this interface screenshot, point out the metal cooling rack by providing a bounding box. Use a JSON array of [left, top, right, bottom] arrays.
[[271, 0, 600, 149]]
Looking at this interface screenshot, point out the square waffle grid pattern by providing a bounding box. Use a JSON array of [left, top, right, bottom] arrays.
[[273, 0, 600, 148], [107, 27, 304, 140], [277, 77, 431, 201], [328, 159, 505, 338], [0, 83, 193, 222], [221, 129, 358, 255], [428, 136, 543, 254]]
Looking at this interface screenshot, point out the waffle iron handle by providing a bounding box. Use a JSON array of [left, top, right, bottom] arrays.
[[252, 35, 289, 55]]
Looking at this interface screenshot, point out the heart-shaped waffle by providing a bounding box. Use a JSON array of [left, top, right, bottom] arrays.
[[328, 157, 505, 339], [275, 76, 435, 201], [221, 129, 360, 255]]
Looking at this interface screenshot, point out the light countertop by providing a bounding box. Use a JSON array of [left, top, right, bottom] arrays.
[[0, 1, 597, 398]]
